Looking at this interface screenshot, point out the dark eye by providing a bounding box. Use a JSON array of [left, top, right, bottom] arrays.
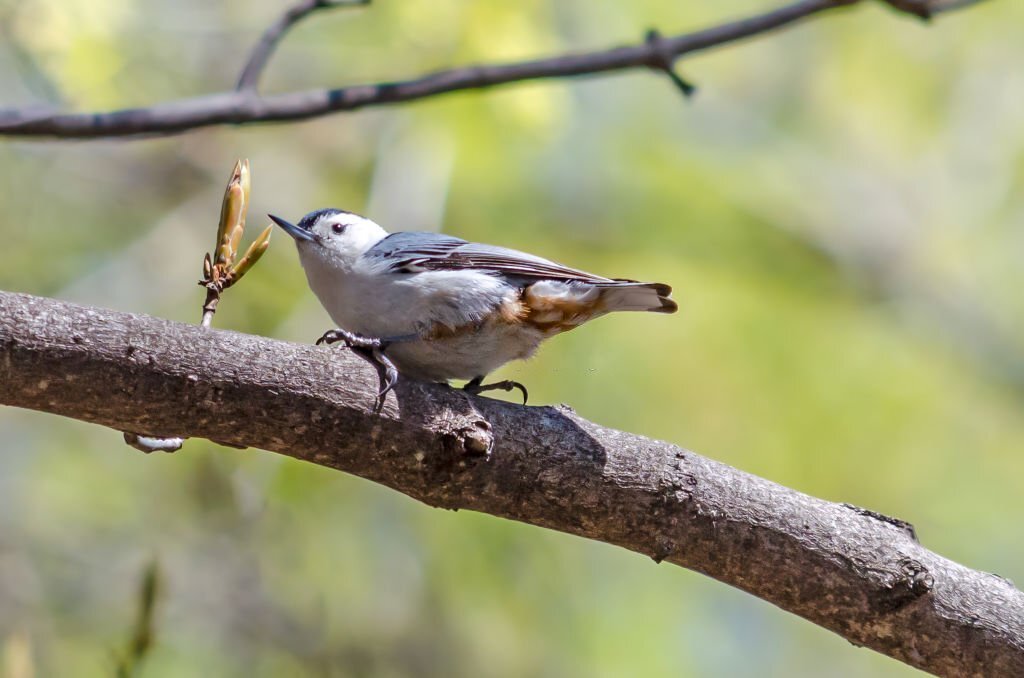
[[331, 223, 346, 234]]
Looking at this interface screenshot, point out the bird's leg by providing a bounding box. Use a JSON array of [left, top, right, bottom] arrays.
[[362, 346, 398, 414], [317, 328, 381, 349], [316, 329, 416, 413], [463, 376, 529, 405]]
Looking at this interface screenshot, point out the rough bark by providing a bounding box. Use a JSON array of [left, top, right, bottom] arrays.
[[1, 289, 1022, 676]]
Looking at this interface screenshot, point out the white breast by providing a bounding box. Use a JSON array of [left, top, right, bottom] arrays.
[[299, 250, 539, 381], [303, 257, 505, 333]]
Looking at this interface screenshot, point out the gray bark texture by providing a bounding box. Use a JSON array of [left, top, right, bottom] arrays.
[[1, 289, 1022, 676]]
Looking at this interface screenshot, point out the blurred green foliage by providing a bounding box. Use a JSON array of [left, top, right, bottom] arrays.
[[1, 0, 1022, 676]]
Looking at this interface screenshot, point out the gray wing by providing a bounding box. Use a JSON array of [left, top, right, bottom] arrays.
[[365, 231, 623, 284]]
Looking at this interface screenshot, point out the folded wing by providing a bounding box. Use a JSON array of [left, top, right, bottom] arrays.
[[366, 231, 669, 293]]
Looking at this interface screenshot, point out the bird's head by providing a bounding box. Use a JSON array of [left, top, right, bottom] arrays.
[[269, 208, 387, 269]]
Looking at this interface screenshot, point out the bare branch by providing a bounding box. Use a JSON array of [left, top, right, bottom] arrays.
[[927, 0, 993, 13], [235, 0, 370, 93], [644, 29, 698, 98], [883, 0, 991, 18], [0, 0, 988, 140], [2, 288, 1022, 675]]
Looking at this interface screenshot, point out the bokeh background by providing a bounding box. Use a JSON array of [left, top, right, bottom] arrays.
[[1, 0, 1022, 675]]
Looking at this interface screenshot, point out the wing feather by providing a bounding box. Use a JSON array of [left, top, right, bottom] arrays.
[[365, 232, 626, 285]]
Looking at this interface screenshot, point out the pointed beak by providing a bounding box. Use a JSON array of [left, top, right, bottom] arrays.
[[269, 214, 315, 242]]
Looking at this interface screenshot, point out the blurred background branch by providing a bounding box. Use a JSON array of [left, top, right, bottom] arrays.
[[113, 561, 161, 678], [235, 0, 371, 93], [0, 8, 64, 107], [0, 0, 988, 139], [1, 289, 1023, 676], [884, 0, 992, 18]]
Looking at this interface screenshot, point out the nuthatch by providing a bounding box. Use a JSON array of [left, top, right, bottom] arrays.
[[270, 209, 677, 410]]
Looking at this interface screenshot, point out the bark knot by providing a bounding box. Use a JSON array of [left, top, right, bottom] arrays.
[[873, 558, 934, 614], [436, 416, 494, 460], [460, 419, 493, 457]]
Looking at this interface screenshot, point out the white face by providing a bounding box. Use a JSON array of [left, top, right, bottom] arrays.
[[272, 209, 388, 269]]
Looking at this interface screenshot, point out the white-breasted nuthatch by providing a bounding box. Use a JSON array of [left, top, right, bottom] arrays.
[[269, 209, 677, 410]]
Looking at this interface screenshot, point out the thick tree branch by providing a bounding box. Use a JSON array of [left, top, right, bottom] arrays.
[[0, 0, 984, 140], [1, 289, 1022, 676]]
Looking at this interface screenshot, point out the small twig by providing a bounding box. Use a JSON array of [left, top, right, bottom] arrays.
[[236, 0, 371, 92], [200, 290, 218, 328], [0, 0, 991, 140], [195, 159, 269, 327], [645, 29, 697, 98], [114, 561, 161, 678], [122, 161, 269, 454]]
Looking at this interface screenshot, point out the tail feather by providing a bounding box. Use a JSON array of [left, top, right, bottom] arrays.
[[597, 281, 677, 314]]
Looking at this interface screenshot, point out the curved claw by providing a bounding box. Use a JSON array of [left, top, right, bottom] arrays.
[[317, 328, 367, 348], [316, 329, 343, 346], [511, 381, 528, 405], [317, 328, 399, 413], [463, 379, 529, 405], [372, 347, 400, 413]]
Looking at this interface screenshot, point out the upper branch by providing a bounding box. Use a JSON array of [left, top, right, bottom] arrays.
[[0, 0, 982, 140], [235, 0, 370, 92], [1, 288, 1022, 676]]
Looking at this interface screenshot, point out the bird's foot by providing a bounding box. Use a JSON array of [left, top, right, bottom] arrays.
[[463, 376, 529, 405], [316, 328, 385, 350], [316, 328, 398, 413]]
